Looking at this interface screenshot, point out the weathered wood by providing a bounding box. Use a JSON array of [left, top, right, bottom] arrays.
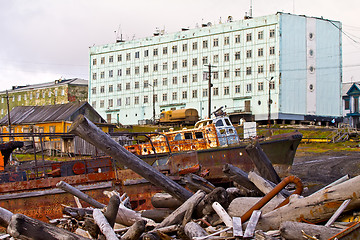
[[182, 191, 203, 226], [245, 142, 281, 184], [121, 220, 146, 240], [182, 173, 215, 194], [115, 204, 145, 227], [197, 187, 229, 216], [256, 175, 360, 231], [212, 202, 233, 227], [151, 193, 182, 209], [141, 208, 173, 223], [243, 210, 261, 238], [93, 208, 118, 240], [325, 199, 351, 227], [232, 217, 243, 237], [7, 213, 89, 240], [315, 174, 350, 194], [184, 222, 208, 239], [223, 163, 262, 195], [56, 181, 106, 208], [0, 207, 13, 228], [69, 115, 193, 202], [228, 197, 278, 217], [279, 221, 341, 240], [63, 206, 93, 219], [84, 217, 100, 239], [248, 171, 285, 203], [157, 190, 206, 228], [193, 227, 232, 240], [148, 224, 179, 234], [104, 195, 120, 228]]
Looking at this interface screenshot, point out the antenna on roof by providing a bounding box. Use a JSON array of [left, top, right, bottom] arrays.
[[115, 25, 125, 43]]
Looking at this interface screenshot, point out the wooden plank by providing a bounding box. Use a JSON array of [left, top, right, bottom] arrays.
[[325, 199, 351, 227], [212, 202, 233, 227], [232, 217, 243, 237], [243, 210, 261, 238]]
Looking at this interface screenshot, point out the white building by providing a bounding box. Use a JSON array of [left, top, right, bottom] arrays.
[[89, 12, 342, 125]]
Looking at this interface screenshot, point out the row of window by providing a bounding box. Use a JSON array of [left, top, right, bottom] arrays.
[[92, 29, 276, 65], [92, 82, 276, 109], [91, 64, 276, 94], [92, 47, 276, 80], [1, 90, 65, 103]]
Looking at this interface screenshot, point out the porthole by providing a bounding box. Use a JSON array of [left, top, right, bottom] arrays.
[[309, 49, 314, 56], [309, 84, 314, 92], [309, 32, 314, 40], [258, 100, 261, 105], [309, 66, 315, 73]]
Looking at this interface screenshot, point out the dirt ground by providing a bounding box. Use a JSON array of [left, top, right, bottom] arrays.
[[290, 149, 360, 195]]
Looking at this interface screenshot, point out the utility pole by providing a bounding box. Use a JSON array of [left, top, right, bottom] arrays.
[[205, 64, 216, 118]]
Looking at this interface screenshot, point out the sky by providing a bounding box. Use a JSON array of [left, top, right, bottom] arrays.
[[0, 0, 359, 91]]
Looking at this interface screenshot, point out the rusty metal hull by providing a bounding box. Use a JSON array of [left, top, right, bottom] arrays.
[[0, 132, 302, 222]]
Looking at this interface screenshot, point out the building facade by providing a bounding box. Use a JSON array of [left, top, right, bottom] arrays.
[[89, 12, 342, 125], [0, 78, 88, 120], [342, 82, 360, 128]]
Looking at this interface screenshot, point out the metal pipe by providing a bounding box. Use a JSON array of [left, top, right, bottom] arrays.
[[241, 175, 303, 223]]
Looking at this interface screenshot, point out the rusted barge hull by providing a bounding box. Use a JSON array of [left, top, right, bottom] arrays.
[[0, 132, 302, 222]]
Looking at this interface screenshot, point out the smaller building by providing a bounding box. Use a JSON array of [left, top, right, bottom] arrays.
[[342, 82, 360, 128]]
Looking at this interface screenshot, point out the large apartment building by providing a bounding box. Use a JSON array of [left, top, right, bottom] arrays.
[[89, 12, 342, 125], [0, 78, 88, 120]]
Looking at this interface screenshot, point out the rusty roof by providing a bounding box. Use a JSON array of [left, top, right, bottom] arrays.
[[0, 102, 105, 125]]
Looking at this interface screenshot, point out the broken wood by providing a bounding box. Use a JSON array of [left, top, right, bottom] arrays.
[[196, 187, 229, 216], [0, 207, 13, 228], [7, 213, 89, 240], [93, 208, 118, 240], [104, 194, 120, 228], [279, 221, 341, 240], [245, 142, 281, 184], [228, 197, 278, 217], [69, 115, 193, 202], [212, 202, 233, 227], [121, 220, 146, 240], [157, 190, 206, 228], [184, 221, 208, 239], [182, 191, 204, 226], [248, 171, 285, 203], [182, 173, 215, 194], [62, 206, 93, 219], [141, 208, 173, 223], [151, 193, 182, 209]]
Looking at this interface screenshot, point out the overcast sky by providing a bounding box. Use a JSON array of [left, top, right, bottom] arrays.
[[0, 0, 359, 91]]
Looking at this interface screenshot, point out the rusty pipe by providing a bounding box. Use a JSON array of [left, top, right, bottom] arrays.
[[241, 175, 303, 223]]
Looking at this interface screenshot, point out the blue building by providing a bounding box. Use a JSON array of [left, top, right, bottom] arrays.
[[89, 12, 342, 125]]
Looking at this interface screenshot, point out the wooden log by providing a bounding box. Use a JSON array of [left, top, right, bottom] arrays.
[[7, 213, 89, 240], [223, 163, 262, 195], [151, 193, 182, 209], [141, 208, 173, 223], [279, 221, 341, 240], [63, 206, 93, 219], [212, 202, 233, 227], [182, 173, 215, 194], [56, 181, 106, 208], [182, 192, 203, 226], [245, 142, 281, 184], [196, 187, 229, 216], [226, 187, 245, 202], [228, 197, 278, 217], [69, 115, 193, 202], [256, 175, 360, 231], [184, 222, 208, 239], [93, 209, 118, 240], [148, 224, 179, 234], [104, 195, 120, 228], [243, 210, 261, 238], [121, 220, 146, 240], [0, 207, 13, 228], [248, 171, 285, 203], [115, 204, 145, 227], [157, 190, 206, 228]]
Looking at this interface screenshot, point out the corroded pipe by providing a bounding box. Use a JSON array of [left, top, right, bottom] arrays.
[[241, 175, 303, 223]]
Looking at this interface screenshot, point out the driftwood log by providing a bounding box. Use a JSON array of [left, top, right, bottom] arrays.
[[182, 173, 215, 194], [0, 207, 13, 228], [212, 202, 233, 227], [69, 115, 193, 202], [256, 175, 360, 231], [151, 193, 182, 209], [248, 171, 285, 203], [197, 187, 229, 216], [184, 222, 208, 239], [121, 220, 146, 240], [104, 195, 120, 228], [7, 214, 89, 240], [279, 221, 341, 240], [141, 208, 173, 223], [93, 209, 118, 240]]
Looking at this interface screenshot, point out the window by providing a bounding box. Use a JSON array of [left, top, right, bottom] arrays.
[[203, 88, 208, 97], [117, 83, 121, 91], [162, 93, 167, 101], [18, 95, 22, 101], [108, 99, 113, 107], [126, 53, 131, 61], [213, 87, 219, 96], [258, 31, 264, 40], [172, 61, 177, 70], [134, 96, 139, 104], [126, 97, 130, 105], [36, 92, 39, 99], [92, 73, 97, 80], [163, 78, 168, 86], [235, 51, 241, 60], [235, 68, 241, 77], [144, 95, 149, 104], [184, 132, 193, 140], [235, 34, 241, 43], [270, 29, 275, 38], [224, 70, 230, 78], [153, 48, 158, 56], [224, 36, 230, 45], [100, 100, 105, 108], [144, 65, 149, 73], [182, 91, 187, 99], [246, 83, 252, 92], [213, 72, 219, 79], [246, 33, 252, 42], [135, 66, 140, 74], [42, 92, 45, 98], [172, 45, 178, 53], [270, 81, 275, 90], [270, 64, 275, 72], [213, 38, 219, 47], [192, 74, 198, 82], [270, 46, 275, 55], [117, 98, 121, 106], [144, 50, 149, 57], [172, 76, 178, 84], [30, 93, 33, 99], [213, 55, 219, 63], [203, 40, 208, 48], [61, 89, 65, 96], [154, 94, 158, 102], [101, 57, 105, 64], [163, 47, 168, 54], [258, 48, 264, 57], [203, 56, 208, 65], [182, 75, 188, 83], [192, 90, 198, 98], [144, 80, 149, 88], [126, 82, 130, 90], [153, 63, 158, 72], [92, 58, 97, 65], [134, 51, 140, 58], [109, 85, 113, 92], [258, 82, 264, 91], [258, 65, 264, 74], [182, 43, 188, 52], [163, 62, 168, 70], [117, 54, 122, 62], [192, 58, 197, 66], [224, 53, 230, 62], [182, 59, 187, 68], [109, 70, 113, 77], [153, 79, 158, 87], [192, 42, 198, 50], [224, 86, 230, 95], [246, 50, 252, 58], [126, 68, 131, 75], [135, 82, 139, 89], [246, 67, 252, 75], [345, 97, 350, 110], [100, 86, 105, 93], [100, 71, 105, 79], [109, 56, 113, 63], [235, 85, 241, 93], [172, 92, 177, 100], [117, 69, 122, 76]]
